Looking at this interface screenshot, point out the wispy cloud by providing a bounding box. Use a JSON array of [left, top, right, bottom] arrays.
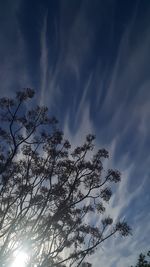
[[40, 11, 48, 105], [63, 5, 150, 266], [0, 1, 150, 266], [64, 102, 94, 147]]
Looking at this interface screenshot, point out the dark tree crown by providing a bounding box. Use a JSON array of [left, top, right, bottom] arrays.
[[130, 251, 150, 267], [0, 89, 131, 267]]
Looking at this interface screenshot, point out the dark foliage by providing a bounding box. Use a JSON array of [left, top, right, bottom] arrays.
[[0, 89, 131, 267], [131, 251, 150, 267]]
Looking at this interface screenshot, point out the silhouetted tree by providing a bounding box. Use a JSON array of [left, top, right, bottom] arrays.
[[0, 89, 131, 267], [131, 251, 150, 267]]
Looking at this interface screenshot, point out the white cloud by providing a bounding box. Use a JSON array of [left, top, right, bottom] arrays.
[[64, 102, 94, 147]]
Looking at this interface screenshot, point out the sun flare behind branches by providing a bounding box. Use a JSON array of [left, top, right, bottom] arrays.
[[11, 251, 28, 267]]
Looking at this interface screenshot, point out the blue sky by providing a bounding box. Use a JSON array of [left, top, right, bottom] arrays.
[[0, 0, 150, 266]]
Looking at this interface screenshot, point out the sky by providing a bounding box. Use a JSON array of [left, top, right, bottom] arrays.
[[0, 0, 150, 266]]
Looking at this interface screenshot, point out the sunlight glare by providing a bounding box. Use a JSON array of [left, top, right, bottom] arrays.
[[11, 251, 28, 267]]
